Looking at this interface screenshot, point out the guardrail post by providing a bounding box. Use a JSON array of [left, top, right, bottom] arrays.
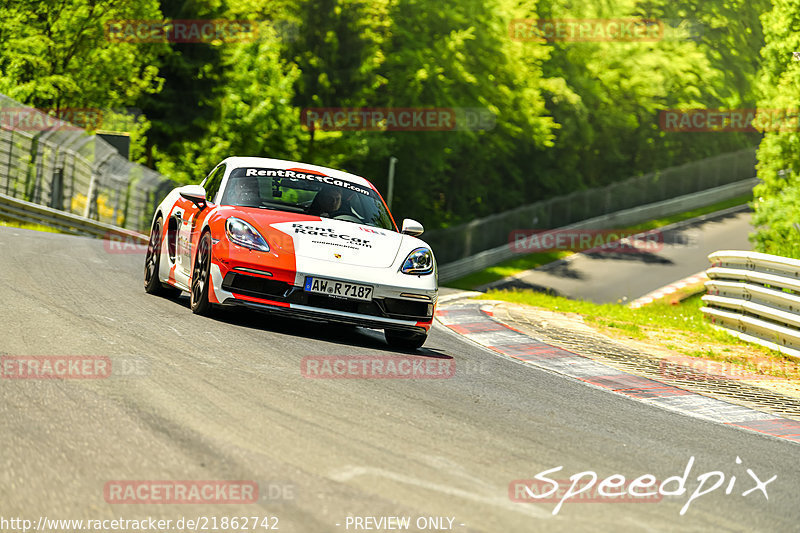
[[121, 178, 134, 228], [23, 135, 39, 202], [4, 128, 13, 196], [32, 143, 46, 205], [83, 170, 97, 219], [50, 167, 64, 210]]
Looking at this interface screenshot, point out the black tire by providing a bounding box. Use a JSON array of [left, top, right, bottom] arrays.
[[384, 329, 428, 350], [144, 217, 180, 297], [190, 231, 214, 315]]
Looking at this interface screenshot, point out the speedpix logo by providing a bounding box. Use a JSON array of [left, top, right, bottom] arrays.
[[511, 456, 776, 516], [291, 223, 372, 248]]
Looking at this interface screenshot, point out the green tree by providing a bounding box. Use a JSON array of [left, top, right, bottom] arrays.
[[154, 21, 303, 181], [343, 0, 556, 227], [137, 0, 228, 167], [750, 0, 800, 257], [285, 0, 386, 162], [0, 0, 164, 111], [533, 0, 764, 193]]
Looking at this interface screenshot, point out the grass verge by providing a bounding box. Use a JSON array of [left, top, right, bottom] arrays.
[[445, 251, 570, 291], [0, 216, 62, 234]]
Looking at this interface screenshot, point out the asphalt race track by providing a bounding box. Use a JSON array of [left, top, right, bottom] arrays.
[[487, 207, 753, 304], [1, 226, 798, 532]]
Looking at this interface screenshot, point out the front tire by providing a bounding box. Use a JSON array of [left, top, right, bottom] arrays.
[[144, 217, 180, 297], [384, 329, 428, 350], [190, 231, 214, 315]]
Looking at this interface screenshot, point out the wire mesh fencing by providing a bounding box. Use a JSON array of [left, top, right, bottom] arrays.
[[0, 93, 174, 233], [422, 147, 757, 264], [0, 93, 758, 260]]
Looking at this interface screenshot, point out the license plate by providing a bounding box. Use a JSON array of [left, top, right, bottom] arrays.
[[304, 277, 373, 301]]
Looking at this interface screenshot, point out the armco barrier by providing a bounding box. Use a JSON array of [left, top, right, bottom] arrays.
[[438, 178, 756, 283], [702, 250, 800, 360], [423, 147, 757, 265], [0, 93, 174, 233], [0, 192, 148, 243]]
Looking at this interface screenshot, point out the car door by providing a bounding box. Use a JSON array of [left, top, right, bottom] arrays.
[[176, 164, 226, 278]]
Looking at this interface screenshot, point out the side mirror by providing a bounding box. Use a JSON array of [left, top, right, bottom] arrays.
[[401, 218, 424, 236], [180, 185, 207, 209]]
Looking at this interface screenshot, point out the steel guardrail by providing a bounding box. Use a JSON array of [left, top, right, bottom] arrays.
[[702, 250, 800, 360], [0, 93, 174, 234], [424, 148, 758, 265], [0, 191, 148, 244], [438, 178, 757, 283]]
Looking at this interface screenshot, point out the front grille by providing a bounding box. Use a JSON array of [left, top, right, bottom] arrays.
[[225, 275, 432, 323], [304, 294, 383, 316], [222, 272, 291, 299]]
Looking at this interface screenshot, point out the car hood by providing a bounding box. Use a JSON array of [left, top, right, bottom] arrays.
[[222, 208, 405, 268], [270, 219, 403, 268]]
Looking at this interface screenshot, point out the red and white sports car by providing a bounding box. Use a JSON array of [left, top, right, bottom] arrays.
[[144, 157, 437, 349]]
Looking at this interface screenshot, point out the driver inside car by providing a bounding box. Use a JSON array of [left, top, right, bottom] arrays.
[[308, 185, 344, 218]]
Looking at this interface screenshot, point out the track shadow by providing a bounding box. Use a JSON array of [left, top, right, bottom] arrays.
[[169, 293, 449, 357], [580, 249, 675, 264], [483, 278, 563, 295]]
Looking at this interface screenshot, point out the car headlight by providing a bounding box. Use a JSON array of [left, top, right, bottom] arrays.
[[401, 247, 434, 275], [225, 217, 270, 252]]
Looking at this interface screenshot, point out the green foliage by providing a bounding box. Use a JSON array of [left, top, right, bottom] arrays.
[[535, 0, 764, 191], [0, 0, 164, 164], [344, 0, 557, 226], [286, 0, 387, 168], [0, 0, 772, 232], [0, 0, 164, 109], [155, 27, 303, 181], [751, 0, 800, 257], [136, 0, 228, 167]]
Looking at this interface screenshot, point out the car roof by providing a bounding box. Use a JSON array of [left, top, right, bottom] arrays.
[[220, 157, 374, 189]]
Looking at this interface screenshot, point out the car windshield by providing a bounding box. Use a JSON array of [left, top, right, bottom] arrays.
[[219, 167, 395, 230]]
